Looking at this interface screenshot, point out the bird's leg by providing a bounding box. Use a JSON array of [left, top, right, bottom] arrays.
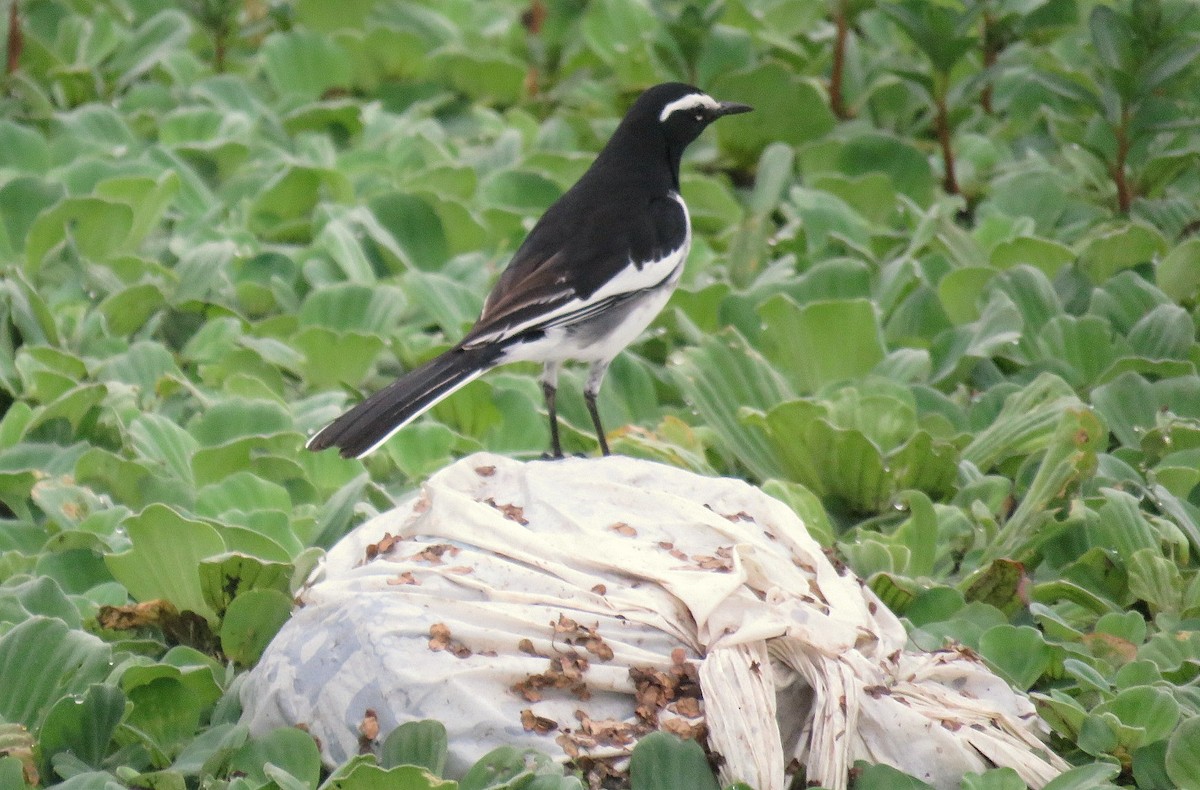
[[541, 363, 563, 459], [584, 361, 611, 456]]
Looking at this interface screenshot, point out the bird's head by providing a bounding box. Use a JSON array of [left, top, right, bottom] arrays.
[[636, 82, 753, 149]]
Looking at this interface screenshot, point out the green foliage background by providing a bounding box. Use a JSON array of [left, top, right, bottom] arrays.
[[1, 0, 1200, 787]]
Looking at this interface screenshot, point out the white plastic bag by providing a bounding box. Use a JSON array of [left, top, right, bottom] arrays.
[[241, 453, 1066, 789]]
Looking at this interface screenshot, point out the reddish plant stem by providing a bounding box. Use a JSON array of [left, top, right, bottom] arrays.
[[214, 25, 227, 73], [6, 0, 21, 76], [521, 0, 546, 97], [1112, 106, 1132, 213], [829, 0, 851, 120], [934, 89, 959, 195]]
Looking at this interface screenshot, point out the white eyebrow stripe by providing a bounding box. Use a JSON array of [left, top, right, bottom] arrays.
[[659, 93, 720, 122]]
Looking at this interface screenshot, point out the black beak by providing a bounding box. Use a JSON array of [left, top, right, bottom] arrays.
[[714, 101, 753, 117]]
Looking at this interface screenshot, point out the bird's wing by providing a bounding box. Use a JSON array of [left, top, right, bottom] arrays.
[[461, 192, 689, 349]]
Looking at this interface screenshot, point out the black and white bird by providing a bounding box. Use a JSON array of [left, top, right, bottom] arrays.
[[307, 83, 751, 459]]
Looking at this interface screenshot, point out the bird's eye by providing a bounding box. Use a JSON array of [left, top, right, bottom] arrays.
[[694, 112, 703, 122]]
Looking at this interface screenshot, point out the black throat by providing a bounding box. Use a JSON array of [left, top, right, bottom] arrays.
[[588, 116, 682, 194]]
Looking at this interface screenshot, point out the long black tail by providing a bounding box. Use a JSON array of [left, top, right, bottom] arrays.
[[306, 345, 502, 459]]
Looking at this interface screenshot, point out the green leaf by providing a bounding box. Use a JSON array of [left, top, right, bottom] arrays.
[[250, 166, 350, 241], [109, 9, 192, 90], [938, 267, 995, 325], [746, 142, 795, 217], [368, 193, 451, 273], [196, 470, 291, 517], [712, 62, 834, 166], [1089, 5, 1134, 73], [0, 121, 50, 173], [99, 283, 168, 336], [1080, 224, 1168, 283], [963, 558, 1028, 617], [293, 328, 385, 390], [786, 186, 874, 259], [1138, 40, 1200, 94], [170, 723, 249, 777], [673, 329, 792, 482], [757, 296, 884, 394], [459, 746, 558, 790], [981, 406, 1105, 562], [219, 589, 293, 666], [1093, 487, 1157, 563], [283, 100, 365, 140], [130, 414, 198, 485], [400, 270, 484, 337], [1034, 315, 1118, 388], [1127, 548, 1183, 614], [105, 505, 226, 621], [882, 0, 978, 74], [579, 0, 661, 85], [261, 30, 353, 102], [0, 178, 64, 254], [1094, 685, 1179, 747], [299, 284, 407, 334], [189, 399, 294, 445], [0, 617, 113, 730], [761, 478, 835, 546], [24, 197, 134, 272], [1133, 739, 1172, 790], [230, 726, 321, 789], [1127, 304, 1193, 361], [983, 169, 1069, 233], [39, 684, 125, 772], [990, 235, 1076, 277], [961, 373, 1082, 470], [94, 172, 180, 251], [322, 762, 455, 790], [1077, 713, 1120, 757], [1167, 716, 1200, 790], [429, 51, 525, 105], [0, 756, 26, 789], [0, 576, 80, 627], [629, 732, 719, 790], [27, 383, 107, 437], [379, 720, 448, 776], [978, 625, 1051, 689], [1157, 238, 1200, 302], [840, 132, 931, 206], [1042, 763, 1121, 790], [199, 553, 293, 617], [851, 761, 935, 790], [1091, 373, 1200, 449]]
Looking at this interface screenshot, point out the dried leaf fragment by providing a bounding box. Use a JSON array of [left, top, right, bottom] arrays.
[[428, 623, 472, 659], [553, 614, 615, 661], [520, 708, 559, 734], [661, 717, 706, 741], [357, 709, 379, 753], [483, 497, 529, 525], [409, 543, 459, 565], [97, 599, 178, 630], [364, 532, 399, 561], [511, 654, 591, 702]]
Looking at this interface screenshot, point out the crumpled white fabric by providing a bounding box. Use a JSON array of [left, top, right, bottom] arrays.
[[241, 453, 1067, 789]]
